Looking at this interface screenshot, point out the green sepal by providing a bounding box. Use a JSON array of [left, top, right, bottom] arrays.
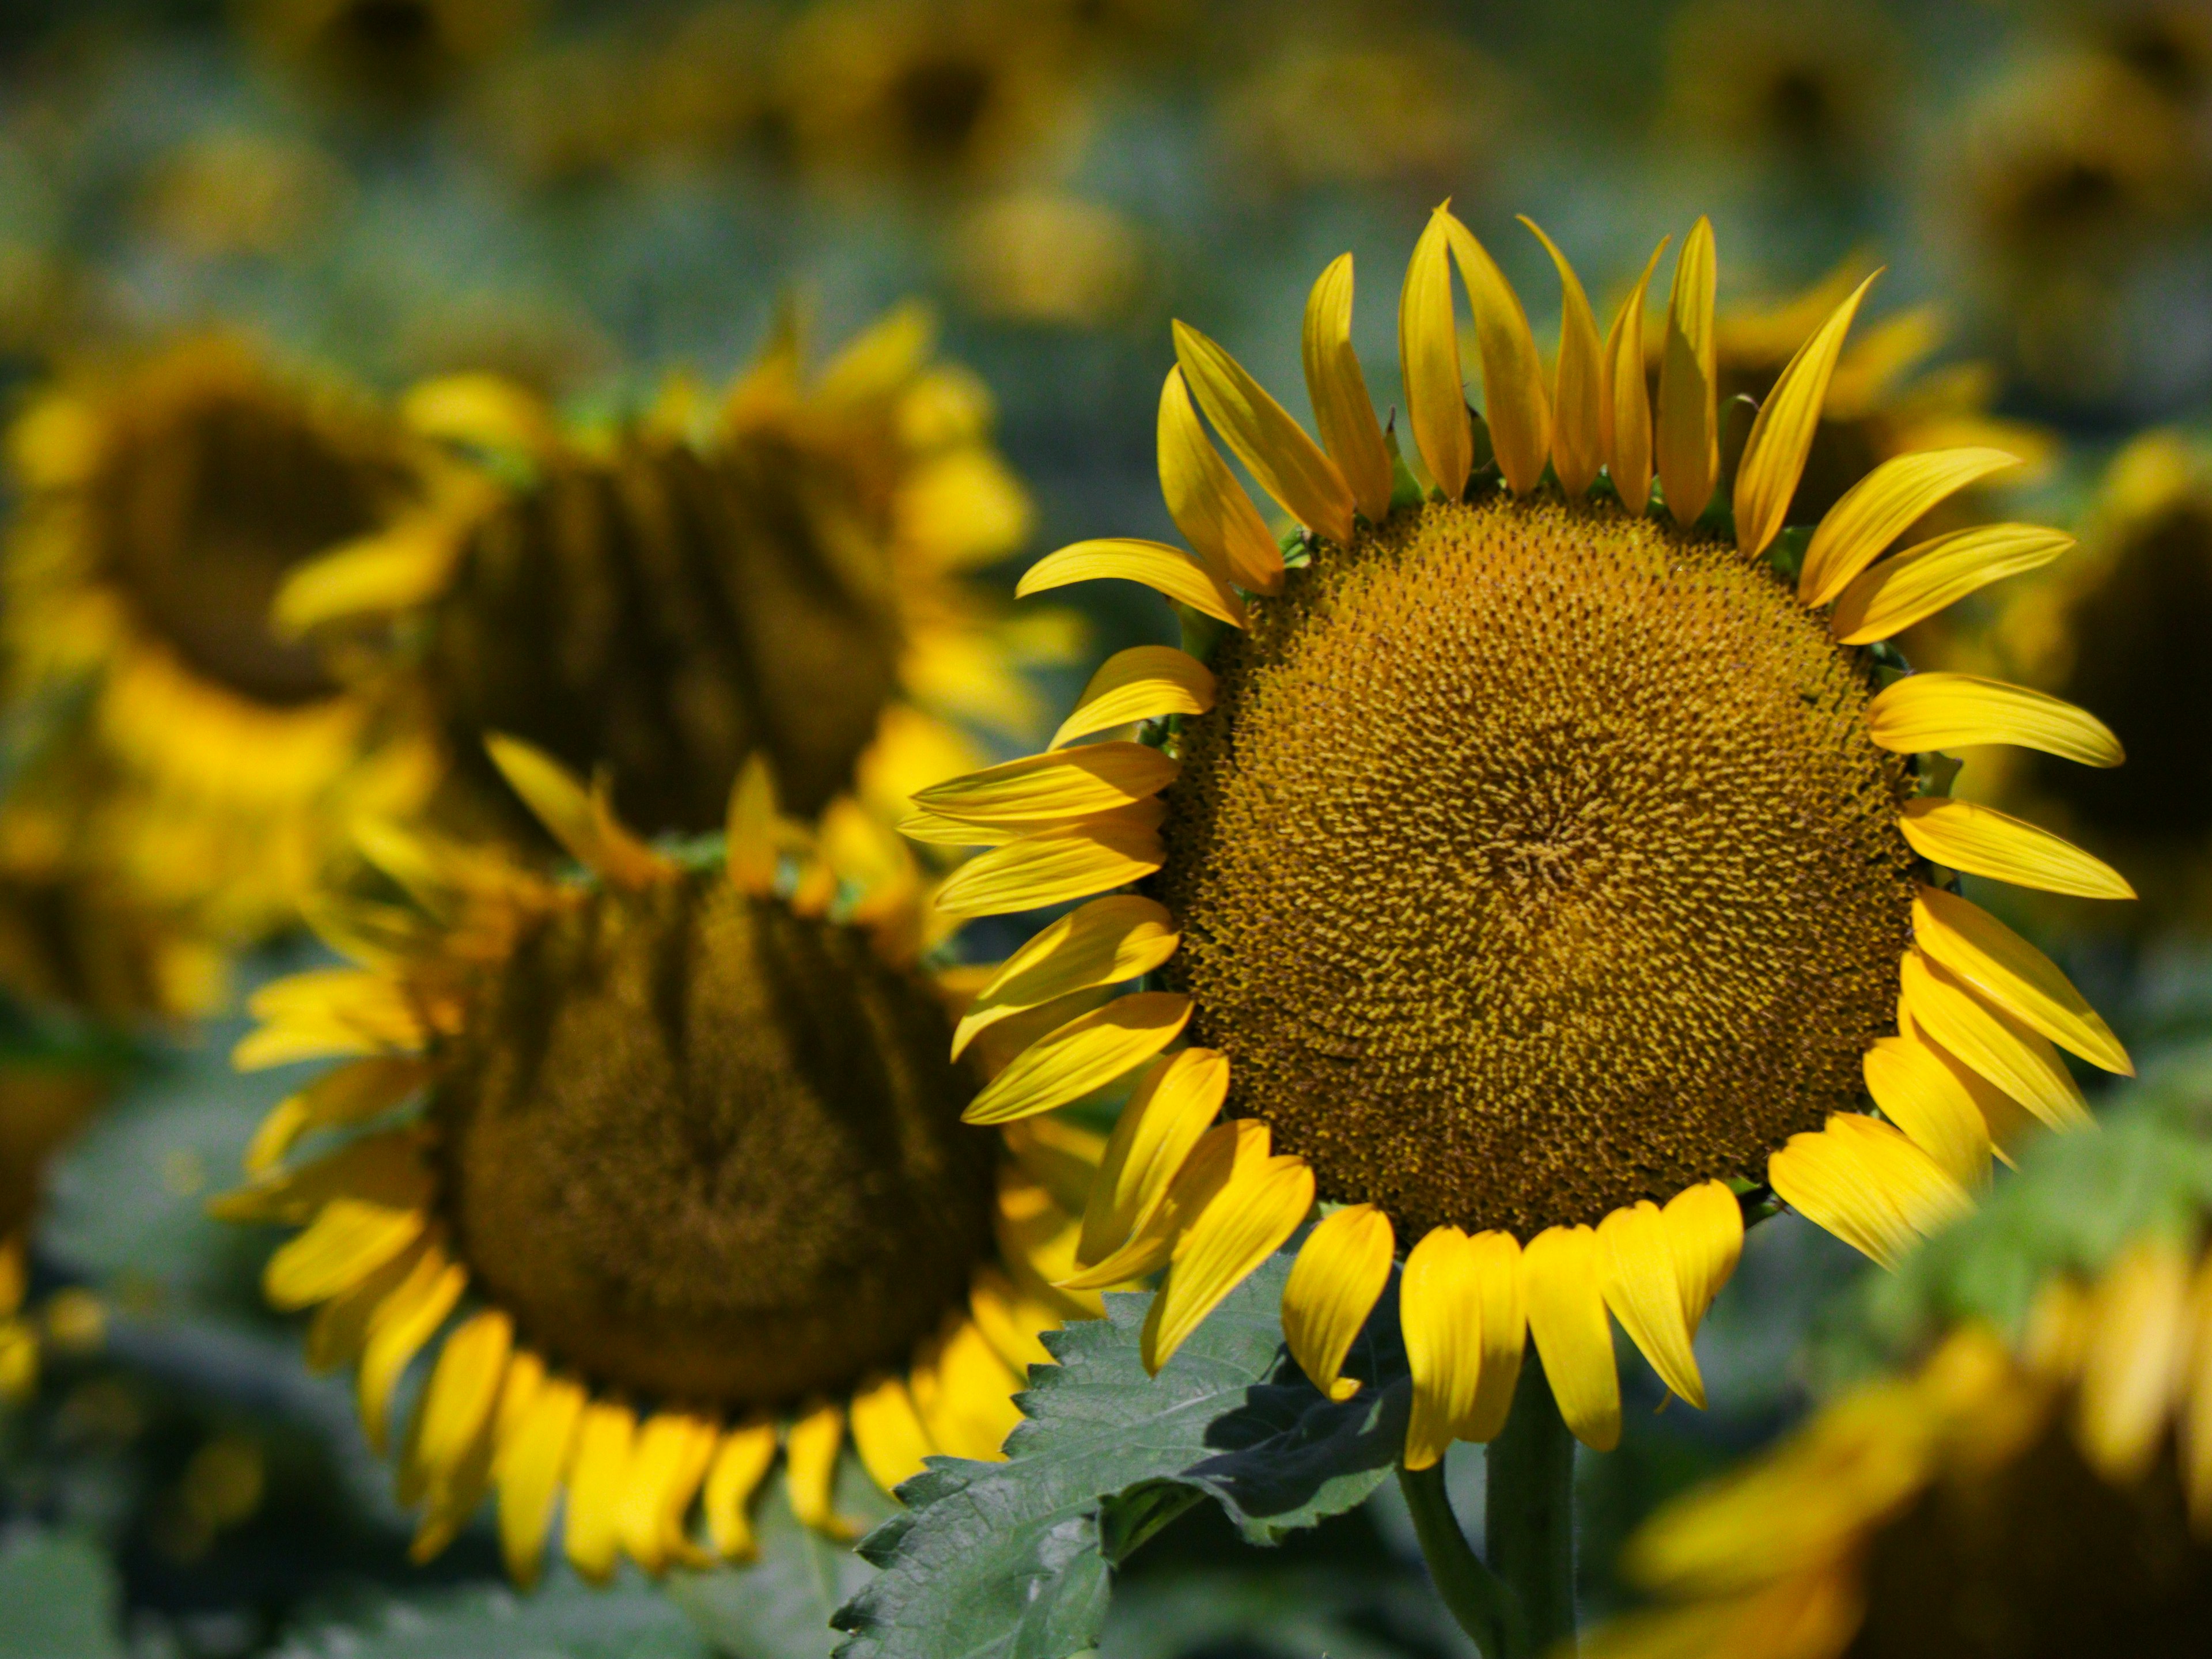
[[1384, 422, 1427, 513], [1176, 603, 1228, 666], [1766, 524, 1814, 585]]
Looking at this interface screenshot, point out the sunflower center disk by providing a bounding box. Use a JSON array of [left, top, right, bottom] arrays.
[[1157, 496, 1917, 1239], [431, 872, 998, 1407]]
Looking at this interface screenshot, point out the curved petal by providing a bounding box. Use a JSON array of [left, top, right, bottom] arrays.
[[1051, 646, 1217, 749], [563, 1400, 638, 1584], [1655, 218, 1718, 527], [1897, 797, 2133, 901], [1173, 321, 1354, 544], [1899, 949, 2090, 1130], [1601, 238, 1669, 514], [1283, 1204, 1395, 1401], [786, 1402, 859, 1540], [1141, 1154, 1314, 1373], [1441, 211, 1551, 497], [1400, 1226, 1482, 1471], [1862, 1033, 1995, 1191], [1599, 1202, 1705, 1410], [1400, 207, 1471, 499], [703, 1418, 778, 1561], [1912, 885, 2131, 1074], [1867, 674, 2123, 768], [1077, 1048, 1230, 1266], [1524, 1225, 1621, 1452], [1017, 539, 1248, 628], [964, 993, 1194, 1125], [1797, 449, 2022, 607], [952, 896, 1180, 1060], [1662, 1181, 1743, 1331], [1521, 218, 1605, 498], [1459, 1230, 1528, 1444], [1158, 368, 1285, 593], [1768, 1113, 1972, 1270], [911, 743, 1179, 827], [484, 736, 670, 890], [1303, 254, 1395, 524], [931, 814, 1166, 917], [494, 1370, 584, 1588], [1830, 525, 2073, 645], [1733, 272, 1878, 558]]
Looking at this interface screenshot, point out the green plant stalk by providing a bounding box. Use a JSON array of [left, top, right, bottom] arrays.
[[1395, 1461, 1520, 1659], [1486, 1355, 1578, 1656]]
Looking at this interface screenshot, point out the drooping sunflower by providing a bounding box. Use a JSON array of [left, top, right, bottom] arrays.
[[216, 740, 1098, 1582], [276, 305, 1055, 851], [3, 337, 439, 944], [1587, 1233, 2212, 1658], [909, 207, 2135, 1464]]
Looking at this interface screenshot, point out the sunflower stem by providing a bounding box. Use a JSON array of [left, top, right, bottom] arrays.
[[1486, 1354, 1580, 1656], [1395, 1461, 1520, 1659]]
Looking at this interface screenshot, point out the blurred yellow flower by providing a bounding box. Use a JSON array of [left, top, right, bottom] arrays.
[[950, 192, 1147, 328], [240, 0, 536, 111], [137, 130, 350, 260], [1658, 0, 1906, 175]]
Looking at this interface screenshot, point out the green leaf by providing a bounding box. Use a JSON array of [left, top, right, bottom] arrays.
[[831, 1253, 1410, 1659], [0, 1528, 125, 1659], [671, 1459, 895, 1659], [273, 1578, 707, 1659]]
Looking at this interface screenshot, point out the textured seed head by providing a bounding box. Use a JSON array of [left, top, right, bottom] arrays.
[[432, 871, 997, 1407], [1156, 494, 1915, 1239]]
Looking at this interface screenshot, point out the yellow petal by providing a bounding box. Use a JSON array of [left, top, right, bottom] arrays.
[[912, 743, 1179, 829], [953, 897, 1180, 1060], [1862, 1034, 1994, 1190], [1050, 646, 1217, 749], [1519, 218, 1604, 498], [725, 753, 783, 895], [1523, 1225, 1620, 1452], [911, 1318, 1022, 1462], [1077, 1047, 1229, 1267], [619, 1412, 718, 1575], [967, 1266, 1058, 1372], [484, 735, 670, 889], [703, 1418, 778, 1562], [787, 1400, 860, 1541], [1767, 1113, 1972, 1270], [264, 1200, 426, 1311], [1798, 449, 2023, 607], [1598, 1201, 1705, 1410], [1867, 673, 2123, 768], [272, 524, 458, 636], [1441, 213, 1551, 497], [235, 969, 427, 1070], [931, 815, 1165, 917], [1901, 1009, 2044, 1166], [304, 1242, 427, 1374], [1899, 949, 2090, 1130], [1399, 1226, 1482, 1471], [1017, 537, 1248, 627], [2078, 1236, 2194, 1486], [1302, 253, 1394, 523], [1174, 321, 1354, 546], [1898, 797, 2133, 902], [1282, 1205, 1394, 1402], [243, 1057, 430, 1176], [1399, 207, 1471, 500], [1661, 1181, 1743, 1331], [1830, 524, 2074, 645], [2180, 1258, 2212, 1533], [1911, 885, 2130, 1075], [1655, 218, 1718, 528], [1601, 238, 1669, 514], [1062, 1116, 1263, 1291], [850, 1374, 937, 1498], [902, 797, 1165, 851], [1733, 272, 1878, 558], [563, 1400, 638, 1584], [964, 993, 1193, 1125], [1141, 1154, 1314, 1373], [217, 1128, 432, 1226], [404, 1310, 512, 1505], [1458, 1231, 1528, 1445], [495, 1368, 582, 1589], [1158, 368, 1285, 592], [359, 1248, 466, 1453]]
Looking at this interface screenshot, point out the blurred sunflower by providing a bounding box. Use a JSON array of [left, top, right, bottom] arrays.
[[2074, 0, 2212, 118], [1588, 1233, 2212, 1657], [950, 191, 1149, 328], [912, 207, 2133, 1462], [240, 0, 536, 112], [135, 130, 350, 263], [1657, 0, 1906, 177], [278, 305, 1056, 851], [3, 337, 439, 942], [218, 740, 1099, 1582], [1, 1064, 117, 1404]]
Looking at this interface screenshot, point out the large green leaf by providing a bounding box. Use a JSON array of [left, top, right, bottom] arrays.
[[831, 1252, 1411, 1659], [0, 1527, 126, 1659], [272, 1578, 708, 1659]]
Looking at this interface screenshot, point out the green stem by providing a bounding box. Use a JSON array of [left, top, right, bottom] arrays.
[[1486, 1354, 1579, 1657], [1396, 1461, 1520, 1659]]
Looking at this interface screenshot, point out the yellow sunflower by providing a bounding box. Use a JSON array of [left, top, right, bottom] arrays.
[[240, 0, 536, 112], [1657, 0, 1905, 176], [1587, 1232, 2212, 1658], [215, 738, 1099, 1582], [277, 305, 1055, 852], [908, 207, 2136, 1468], [3, 337, 440, 944]]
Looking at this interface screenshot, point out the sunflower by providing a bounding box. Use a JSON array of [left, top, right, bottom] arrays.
[[276, 305, 1054, 853], [1657, 0, 1905, 177], [240, 0, 535, 112], [215, 738, 1098, 1582], [3, 337, 440, 944], [908, 207, 2136, 1468], [1587, 1233, 2212, 1658]]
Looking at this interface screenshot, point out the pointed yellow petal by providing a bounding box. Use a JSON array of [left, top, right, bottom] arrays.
[[1831, 525, 2073, 645], [484, 735, 670, 889], [703, 1418, 778, 1562], [1077, 1047, 1229, 1267], [1282, 1205, 1394, 1402], [1050, 646, 1217, 749], [1734, 273, 1878, 558], [1798, 449, 2023, 606], [1141, 1154, 1313, 1373], [1655, 218, 1718, 527], [932, 814, 1165, 916], [912, 743, 1178, 828], [964, 992, 1193, 1125], [1158, 368, 1285, 593], [1768, 1113, 1974, 1270], [787, 1400, 860, 1540], [1174, 321, 1353, 545], [1441, 213, 1551, 497], [1601, 238, 1669, 514], [272, 524, 459, 636], [1867, 673, 2123, 768], [217, 1129, 432, 1226], [1302, 254, 1394, 523], [1912, 886, 2131, 1074], [1862, 1034, 1994, 1191], [1897, 797, 2133, 901], [1459, 1231, 1527, 1445], [304, 1241, 427, 1374], [1901, 1008, 2044, 1166], [850, 1375, 936, 1497], [494, 1370, 584, 1589], [953, 897, 1180, 1060], [1400, 207, 1471, 499], [235, 969, 427, 1070], [967, 1267, 1056, 1372], [243, 1058, 430, 1175], [359, 1248, 466, 1453], [1598, 1201, 1705, 1410], [1016, 539, 1248, 628], [619, 1412, 718, 1575], [902, 797, 1165, 851], [1520, 218, 1605, 497], [1523, 1225, 1620, 1452], [264, 1200, 426, 1311], [1062, 1118, 1267, 1291], [1899, 949, 2090, 1130], [914, 1319, 1022, 1462], [1400, 1226, 1482, 1471], [1661, 1181, 1743, 1331], [2078, 1237, 2194, 1486], [817, 300, 933, 406], [564, 1400, 637, 1584], [406, 1311, 512, 1505], [726, 753, 783, 896]]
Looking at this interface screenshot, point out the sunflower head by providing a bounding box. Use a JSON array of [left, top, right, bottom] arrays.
[[914, 206, 2133, 1464], [219, 741, 1099, 1583], [241, 0, 535, 111], [1658, 0, 1904, 175]]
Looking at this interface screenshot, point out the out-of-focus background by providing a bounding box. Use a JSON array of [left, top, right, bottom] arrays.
[[2, 1, 2211, 1654]]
